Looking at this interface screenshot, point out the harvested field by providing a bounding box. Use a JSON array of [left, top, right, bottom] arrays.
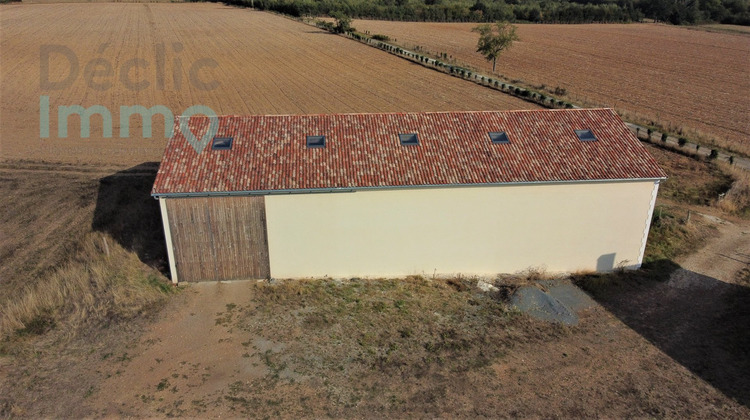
[[0, 3, 536, 165], [354, 20, 750, 154]]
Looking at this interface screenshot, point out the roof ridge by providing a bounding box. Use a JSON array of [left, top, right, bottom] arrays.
[[174, 108, 615, 119]]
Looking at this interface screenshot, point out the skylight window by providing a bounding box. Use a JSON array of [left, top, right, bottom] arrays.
[[212, 137, 233, 150], [575, 129, 597, 142], [489, 131, 510, 144], [399, 133, 419, 146], [306, 135, 325, 148]]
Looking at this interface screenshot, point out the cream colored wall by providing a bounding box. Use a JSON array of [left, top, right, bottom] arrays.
[[264, 181, 659, 279]]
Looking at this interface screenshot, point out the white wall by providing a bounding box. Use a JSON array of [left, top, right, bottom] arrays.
[[264, 181, 659, 279]]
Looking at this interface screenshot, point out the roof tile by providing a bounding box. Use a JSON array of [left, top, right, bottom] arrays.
[[152, 109, 666, 195]]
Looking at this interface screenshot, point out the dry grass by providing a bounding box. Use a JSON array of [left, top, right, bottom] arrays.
[[79, 273, 749, 418], [645, 143, 733, 207], [0, 232, 173, 344], [643, 205, 718, 263], [717, 163, 750, 217], [0, 161, 172, 354], [202, 276, 569, 417]]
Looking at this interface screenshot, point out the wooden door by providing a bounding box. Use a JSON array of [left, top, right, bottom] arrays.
[[165, 196, 270, 282]]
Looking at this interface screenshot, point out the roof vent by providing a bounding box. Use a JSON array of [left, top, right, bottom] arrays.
[[399, 133, 419, 146], [575, 129, 597, 142], [306, 135, 325, 148], [489, 131, 510, 144], [212, 137, 233, 150]]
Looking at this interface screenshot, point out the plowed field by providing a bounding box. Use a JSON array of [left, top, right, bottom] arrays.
[[0, 3, 536, 165], [354, 20, 750, 154]]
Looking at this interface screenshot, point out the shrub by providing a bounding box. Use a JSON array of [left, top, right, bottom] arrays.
[[709, 149, 719, 160], [678, 137, 687, 147], [661, 133, 668, 142], [371, 34, 390, 41]]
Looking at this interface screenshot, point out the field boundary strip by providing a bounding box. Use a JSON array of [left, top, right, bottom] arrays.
[[288, 14, 749, 169]]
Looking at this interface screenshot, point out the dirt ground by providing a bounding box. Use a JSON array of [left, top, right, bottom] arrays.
[[45, 216, 749, 418], [352, 20, 750, 154], [0, 3, 536, 165]]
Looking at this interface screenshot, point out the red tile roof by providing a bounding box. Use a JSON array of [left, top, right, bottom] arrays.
[[152, 109, 666, 196]]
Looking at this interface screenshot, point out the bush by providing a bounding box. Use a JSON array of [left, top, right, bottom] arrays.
[[661, 133, 668, 142], [709, 149, 719, 160], [371, 34, 390, 41], [315, 20, 335, 32], [678, 137, 687, 147]]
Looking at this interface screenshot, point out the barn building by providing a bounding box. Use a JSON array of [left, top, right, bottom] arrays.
[[151, 109, 666, 283]]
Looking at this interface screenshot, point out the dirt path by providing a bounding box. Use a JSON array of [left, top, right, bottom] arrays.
[[592, 213, 750, 409], [674, 213, 750, 284], [83, 281, 281, 417]]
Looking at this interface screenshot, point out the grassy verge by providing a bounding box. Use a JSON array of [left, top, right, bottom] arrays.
[[0, 232, 174, 350], [643, 205, 713, 263], [717, 163, 750, 218]]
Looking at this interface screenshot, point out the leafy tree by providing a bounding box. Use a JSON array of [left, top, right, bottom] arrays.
[[472, 21, 519, 72], [330, 11, 353, 34]]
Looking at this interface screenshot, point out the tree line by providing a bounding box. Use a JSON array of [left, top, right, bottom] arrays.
[[210, 0, 749, 25]]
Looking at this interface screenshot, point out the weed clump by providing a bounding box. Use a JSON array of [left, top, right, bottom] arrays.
[[0, 233, 174, 342]]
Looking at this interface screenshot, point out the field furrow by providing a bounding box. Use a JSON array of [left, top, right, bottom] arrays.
[[353, 20, 750, 153], [0, 3, 536, 165]]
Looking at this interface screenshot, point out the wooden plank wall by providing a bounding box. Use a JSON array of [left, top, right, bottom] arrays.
[[165, 196, 270, 282]]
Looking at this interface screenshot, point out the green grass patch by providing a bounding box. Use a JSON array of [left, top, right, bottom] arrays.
[[644, 206, 715, 263]]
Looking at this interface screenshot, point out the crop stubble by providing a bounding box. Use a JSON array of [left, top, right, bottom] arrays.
[[0, 3, 536, 165], [354, 20, 750, 153]]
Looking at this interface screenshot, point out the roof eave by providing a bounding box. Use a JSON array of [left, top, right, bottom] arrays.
[[151, 176, 667, 199]]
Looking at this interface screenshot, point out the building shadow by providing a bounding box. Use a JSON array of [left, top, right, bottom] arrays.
[[92, 162, 168, 275], [574, 260, 750, 407]]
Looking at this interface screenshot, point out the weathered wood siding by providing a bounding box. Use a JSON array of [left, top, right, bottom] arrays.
[[165, 196, 270, 282]]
